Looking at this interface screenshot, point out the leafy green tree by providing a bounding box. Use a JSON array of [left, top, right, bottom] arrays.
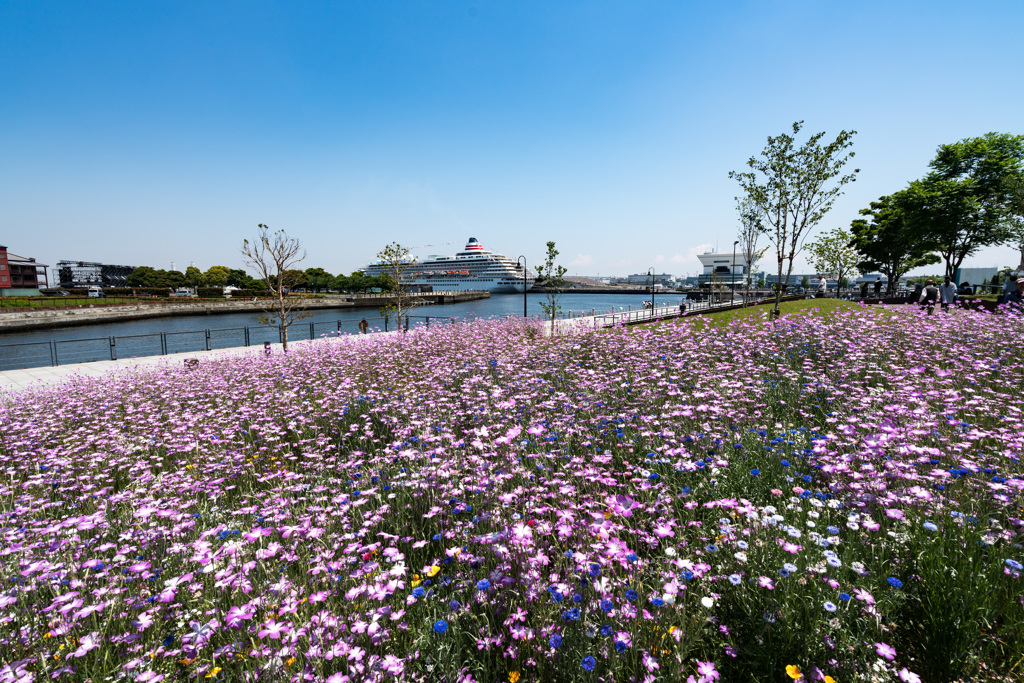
[[850, 193, 940, 294], [164, 270, 186, 289], [241, 224, 311, 351], [304, 267, 333, 293], [913, 133, 1024, 278], [203, 265, 232, 287], [184, 266, 203, 288], [226, 269, 254, 288], [729, 121, 859, 316], [127, 266, 158, 287], [282, 269, 308, 292], [374, 243, 421, 331], [536, 241, 567, 334], [1004, 174, 1024, 268], [806, 227, 859, 290]]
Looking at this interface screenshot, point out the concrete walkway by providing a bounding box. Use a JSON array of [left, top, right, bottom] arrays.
[[0, 341, 301, 395]]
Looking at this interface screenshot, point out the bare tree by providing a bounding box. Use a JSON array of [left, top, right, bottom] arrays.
[[241, 224, 310, 351], [730, 121, 858, 316], [736, 197, 768, 306], [374, 242, 423, 331]]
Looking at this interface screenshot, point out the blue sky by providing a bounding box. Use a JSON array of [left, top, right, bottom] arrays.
[[2, 0, 1022, 280]]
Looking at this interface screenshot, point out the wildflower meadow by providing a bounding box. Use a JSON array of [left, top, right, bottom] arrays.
[[1, 303, 1022, 683]]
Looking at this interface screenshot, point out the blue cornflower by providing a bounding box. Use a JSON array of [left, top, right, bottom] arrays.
[[887, 577, 903, 588], [549, 634, 562, 648], [432, 533, 442, 541], [162, 635, 175, 647], [750, 468, 760, 476], [551, 590, 564, 603], [781, 460, 791, 467], [680, 570, 694, 580], [651, 597, 664, 607], [615, 640, 627, 653], [923, 521, 938, 531], [448, 600, 460, 610], [582, 656, 597, 671], [783, 562, 798, 573], [476, 579, 491, 591], [839, 592, 851, 601], [826, 525, 840, 535], [1006, 559, 1024, 571], [412, 587, 425, 598], [433, 620, 448, 634], [564, 550, 574, 559], [600, 599, 614, 612], [823, 601, 837, 612], [600, 624, 613, 636], [705, 544, 718, 553], [729, 574, 742, 585], [626, 553, 638, 562], [625, 589, 637, 602], [572, 593, 583, 603]]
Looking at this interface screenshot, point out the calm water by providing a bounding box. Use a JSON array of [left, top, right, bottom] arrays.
[[0, 292, 690, 370]]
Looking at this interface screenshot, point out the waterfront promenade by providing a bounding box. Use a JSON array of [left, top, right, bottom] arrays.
[[0, 297, 759, 394]]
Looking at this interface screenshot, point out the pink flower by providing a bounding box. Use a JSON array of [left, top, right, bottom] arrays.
[[898, 668, 922, 683], [758, 576, 775, 590], [885, 508, 904, 520], [875, 641, 896, 660], [67, 632, 100, 659], [257, 619, 289, 639], [696, 660, 720, 680], [854, 588, 875, 604]]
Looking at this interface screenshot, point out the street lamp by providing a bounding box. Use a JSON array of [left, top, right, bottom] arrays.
[[648, 267, 655, 316], [517, 256, 528, 318], [732, 240, 739, 304]]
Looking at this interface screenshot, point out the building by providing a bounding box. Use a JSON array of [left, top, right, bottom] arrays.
[[0, 245, 49, 296], [696, 250, 748, 287], [625, 273, 674, 286], [57, 260, 134, 289]]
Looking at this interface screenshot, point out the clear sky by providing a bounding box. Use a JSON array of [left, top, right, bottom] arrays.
[[2, 0, 1022, 281]]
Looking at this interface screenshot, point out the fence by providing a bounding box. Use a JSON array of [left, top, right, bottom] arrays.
[[0, 314, 464, 371]]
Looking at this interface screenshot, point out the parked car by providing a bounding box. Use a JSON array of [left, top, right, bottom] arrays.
[[42, 290, 70, 296], [87, 287, 105, 298]]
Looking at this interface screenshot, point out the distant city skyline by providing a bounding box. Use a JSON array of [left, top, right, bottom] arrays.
[[3, 1, 1022, 281]]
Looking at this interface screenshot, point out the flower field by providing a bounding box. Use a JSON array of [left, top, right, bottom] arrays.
[[1, 304, 1022, 683]]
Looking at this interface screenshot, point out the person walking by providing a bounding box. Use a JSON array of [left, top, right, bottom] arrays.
[[919, 279, 940, 315], [817, 275, 828, 298], [938, 276, 958, 312], [873, 277, 883, 297]]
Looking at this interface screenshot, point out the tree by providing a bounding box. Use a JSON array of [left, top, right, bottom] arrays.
[[203, 265, 232, 287], [282, 269, 308, 292], [913, 133, 1024, 278], [127, 266, 158, 288], [736, 197, 769, 305], [304, 267, 334, 293], [730, 121, 858, 316], [373, 243, 421, 331], [184, 266, 203, 288], [241, 224, 310, 351], [1004, 174, 1024, 268], [806, 227, 860, 291], [850, 193, 940, 294], [535, 241, 567, 334], [226, 269, 256, 289]]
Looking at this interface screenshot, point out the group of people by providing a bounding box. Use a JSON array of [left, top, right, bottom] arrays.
[[1000, 277, 1024, 305]]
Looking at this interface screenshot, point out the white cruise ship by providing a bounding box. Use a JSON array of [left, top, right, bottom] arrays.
[[361, 238, 535, 293]]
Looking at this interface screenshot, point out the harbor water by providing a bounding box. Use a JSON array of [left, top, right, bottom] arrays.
[[0, 292, 692, 371]]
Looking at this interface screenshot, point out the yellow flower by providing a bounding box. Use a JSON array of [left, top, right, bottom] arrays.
[[786, 664, 802, 679], [411, 574, 423, 587], [824, 677, 836, 683], [426, 565, 441, 577], [285, 657, 297, 667], [205, 667, 222, 678], [509, 673, 521, 683]]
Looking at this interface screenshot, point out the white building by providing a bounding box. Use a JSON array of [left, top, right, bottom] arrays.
[[696, 250, 748, 286]]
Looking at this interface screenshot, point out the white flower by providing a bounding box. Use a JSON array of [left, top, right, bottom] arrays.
[[701, 596, 715, 608]]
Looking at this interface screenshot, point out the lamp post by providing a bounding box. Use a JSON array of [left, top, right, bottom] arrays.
[[648, 267, 655, 317], [517, 256, 527, 318], [732, 240, 739, 304]]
